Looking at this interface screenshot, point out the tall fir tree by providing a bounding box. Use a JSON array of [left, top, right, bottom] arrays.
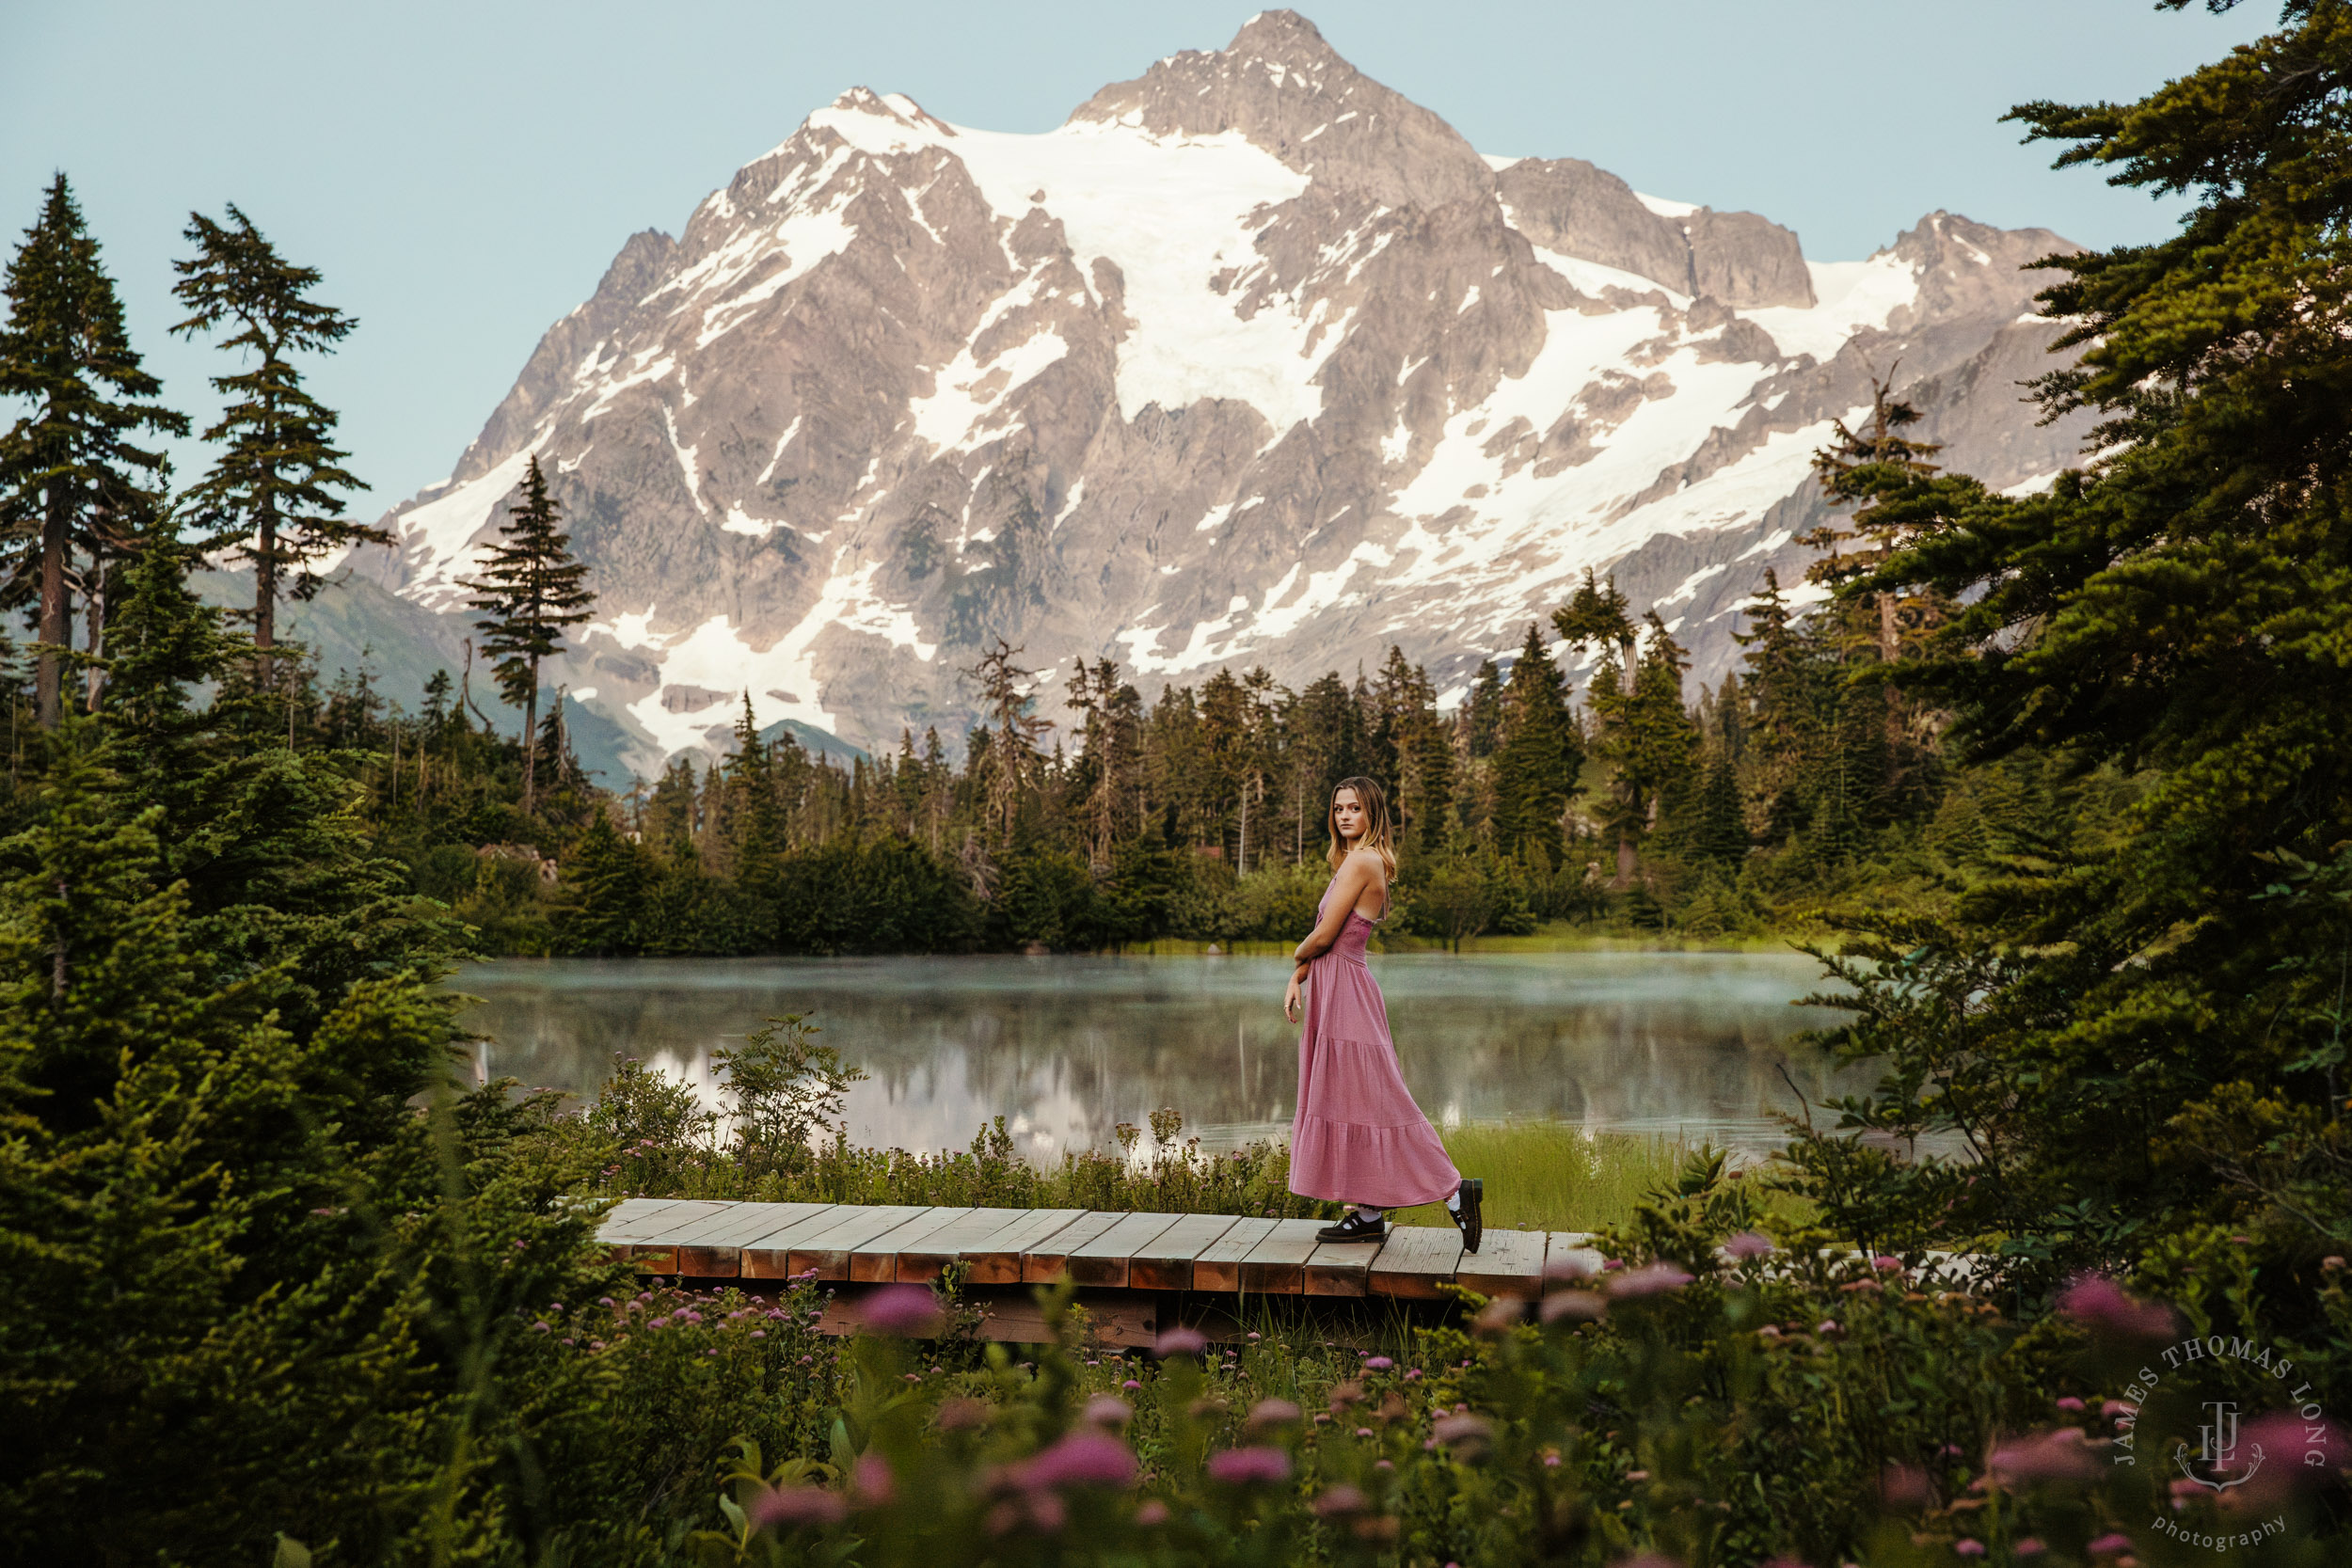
[[964, 640, 1048, 853], [0, 174, 186, 729], [1552, 568, 1641, 884], [461, 453, 594, 815], [1492, 622, 1580, 867], [1800, 368, 1945, 668], [170, 204, 374, 693]]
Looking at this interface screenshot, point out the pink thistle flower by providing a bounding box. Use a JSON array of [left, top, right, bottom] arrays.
[[1245, 1398, 1300, 1433], [1153, 1327, 1207, 1357], [2057, 1275, 2173, 1342], [1871, 1255, 1903, 1272], [1135, 1498, 1169, 1525], [1021, 1430, 1137, 1490], [850, 1452, 894, 1508], [2087, 1535, 2134, 1558], [1474, 1296, 1525, 1334], [1606, 1262, 1694, 1298], [2231, 1412, 2348, 1499], [1989, 1428, 2100, 1482], [1363, 1354, 1394, 1370], [1433, 1413, 1494, 1447], [1206, 1446, 1292, 1485], [1312, 1482, 1368, 1517], [1084, 1394, 1134, 1427], [1954, 1543, 1986, 1559], [856, 1285, 944, 1338], [1724, 1231, 1775, 1260], [1543, 1290, 1606, 1323], [749, 1484, 846, 1529], [936, 1397, 988, 1432]]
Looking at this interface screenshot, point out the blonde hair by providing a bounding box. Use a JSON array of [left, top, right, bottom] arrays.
[[1326, 776, 1398, 881]]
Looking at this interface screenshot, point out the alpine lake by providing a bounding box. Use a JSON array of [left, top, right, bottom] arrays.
[[453, 948, 1861, 1165]]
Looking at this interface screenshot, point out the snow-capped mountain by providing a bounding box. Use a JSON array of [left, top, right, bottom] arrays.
[[351, 10, 2091, 775]]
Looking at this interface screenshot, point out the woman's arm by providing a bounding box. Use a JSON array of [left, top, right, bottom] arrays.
[[1292, 857, 1372, 965]]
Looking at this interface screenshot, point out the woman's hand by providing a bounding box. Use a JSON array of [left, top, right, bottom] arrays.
[[1283, 971, 1303, 1023]]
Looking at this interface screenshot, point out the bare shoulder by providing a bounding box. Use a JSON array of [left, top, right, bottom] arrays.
[[1343, 847, 1389, 887]]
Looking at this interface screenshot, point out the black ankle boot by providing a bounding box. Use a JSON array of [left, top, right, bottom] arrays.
[[1449, 1179, 1484, 1253], [1316, 1210, 1387, 1243]]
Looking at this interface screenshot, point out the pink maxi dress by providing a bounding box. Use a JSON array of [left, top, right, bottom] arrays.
[[1287, 882, 1462, 1209]]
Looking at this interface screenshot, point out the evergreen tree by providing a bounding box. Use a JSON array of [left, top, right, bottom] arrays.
[[171, 204, 375, 693], [1491, 622, 1580, 866], [0, 174, 186, 729], [1287, 672, 1361, 862], [1625, 611, 1702, 847], [1693, 752, 1746, 869], [1800, 367, 1945, 668], [1784, 1, 2352, 1286], [461, 454, 594, 815], [724, 696, 786, 894], [1463, 657, 1504, 758], [964, 640, 1047, 852], [561, 810, 649, 954], [1552, 567, 1640, 882]]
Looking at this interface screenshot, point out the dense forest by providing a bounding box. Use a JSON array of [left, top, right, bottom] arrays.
[[5, 1, 2352, 1562], [0, 174, 1991, 963], [4, 424, 1983, 962]]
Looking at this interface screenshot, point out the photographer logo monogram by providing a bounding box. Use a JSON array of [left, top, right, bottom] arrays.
[[2107, 1331, 2331, 1549]]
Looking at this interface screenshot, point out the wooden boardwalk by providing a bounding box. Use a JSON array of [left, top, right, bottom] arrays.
[[601, 1198, 1603, 1304]]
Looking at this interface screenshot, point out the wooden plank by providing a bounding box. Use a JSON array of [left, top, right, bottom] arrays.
[[850, 1206, 979, 1282], [1128, 1212, 1244, 1291], [1190, 1216, 1280, 1292], [1545, 1231, 1605, 1287], [740, 1205, 851, 1279], [787, 1205, 936, 1282], [959, 1209, 1089, 1286], [1240, 1218, 1328, 1294], [1367, 1225, 1464, 1300], [603, 1199, 735, 1270], [646, 1203, 779, 1247], [675, 1202, 835, 1277], [1305, 1233, 1384, 1298], [596, 1197, 690, 1233], [893, 1208, 1030, 1282], [1456, 1228, 1548, 1299], [1063, 1212, 1186, 1288], [601, 1198, 729, 1243], [969, 1291, 1162, 1349], [1022, 1211, 1127, 1284]]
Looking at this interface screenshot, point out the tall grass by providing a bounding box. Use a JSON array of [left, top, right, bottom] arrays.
[[1376, 1124, 1691, 1235]]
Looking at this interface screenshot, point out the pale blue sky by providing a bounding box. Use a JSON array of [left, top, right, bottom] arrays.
[[3, 1, 2268, 508]]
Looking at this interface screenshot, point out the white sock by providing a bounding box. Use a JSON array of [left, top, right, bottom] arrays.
[[1354, 1207, 1384, 1223], [1446, 1191, 1462, 1213]]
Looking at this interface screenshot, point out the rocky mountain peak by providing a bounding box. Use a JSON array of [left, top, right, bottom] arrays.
[[344, 14, 2094, 782], [1070, 9, 1492, 211]]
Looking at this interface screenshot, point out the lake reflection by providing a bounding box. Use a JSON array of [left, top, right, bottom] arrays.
[[454, 952, 1856, 1162]]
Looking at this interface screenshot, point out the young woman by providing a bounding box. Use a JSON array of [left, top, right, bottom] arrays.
[[1283, 777, 1484, 1249]]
